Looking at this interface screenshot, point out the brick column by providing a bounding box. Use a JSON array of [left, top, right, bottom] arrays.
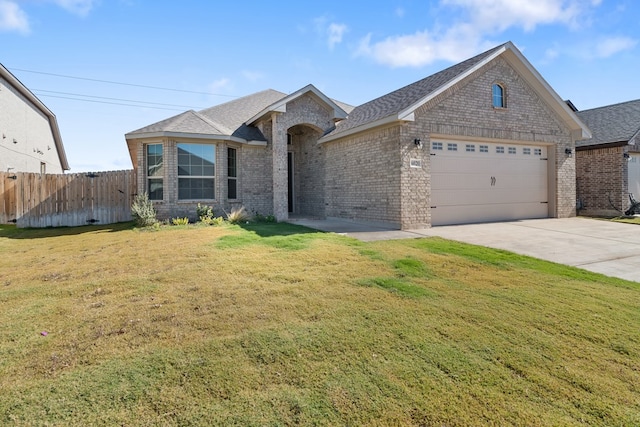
[[272, 113, 288, 221]]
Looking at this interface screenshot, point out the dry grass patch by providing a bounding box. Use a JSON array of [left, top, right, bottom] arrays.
[[0, 222, 638, 426]]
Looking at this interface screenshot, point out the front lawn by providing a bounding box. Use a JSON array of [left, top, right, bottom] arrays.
[[0, 222, 638, 426]]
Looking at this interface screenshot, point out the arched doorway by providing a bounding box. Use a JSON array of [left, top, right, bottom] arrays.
[[287, 124, 324, 217]]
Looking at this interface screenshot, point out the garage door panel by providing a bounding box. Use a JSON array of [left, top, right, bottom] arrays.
[[430, 140, 549, 226]]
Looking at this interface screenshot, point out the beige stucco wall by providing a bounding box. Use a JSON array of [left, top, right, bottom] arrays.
[[0, 77, 64, 174]]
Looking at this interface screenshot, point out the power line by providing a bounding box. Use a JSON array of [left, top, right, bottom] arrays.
[[33, 89, 206, 109], [34, 93, 190, 111], [9, 67, 238, 98]]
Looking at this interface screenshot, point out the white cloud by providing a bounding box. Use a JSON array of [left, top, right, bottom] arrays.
[[327, 22, 347, 50], [594, 36, 637, 58], [53, 0, 98, 17], [208, 78, 232, 93], [241, 70, 264, 82], [0, 1, 29, 34], [357, 0, 603, 67]]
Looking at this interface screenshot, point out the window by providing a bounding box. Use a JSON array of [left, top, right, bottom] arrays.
[[432, 142, 443, 150], [496, 146, 505, 154], [146, 144, 163, 200], [492, 83, 505, 108], [227, 147, 237, 199], [447, 143, 458, 151], [465, 144, 475, 152], [178, 143, 215, 200], [523, 148, 531, 155], [534, 148, 542, 156], [508, 147, 516, 154], [479, 145, 489, 153]]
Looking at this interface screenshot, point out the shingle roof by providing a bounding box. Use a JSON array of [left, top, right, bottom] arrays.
[[324, 43, 506, 138], [127, 89, 288, 141], [199, 89, 287, 140], [576, 99, 640, 147]]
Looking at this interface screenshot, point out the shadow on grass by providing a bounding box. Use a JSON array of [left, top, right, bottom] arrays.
[[215, 222, 331, 251], [0, 221, 136, 239]]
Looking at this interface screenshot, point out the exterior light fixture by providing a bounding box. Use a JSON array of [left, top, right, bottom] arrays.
[[414, 138, 422, 148], [623, 153, 630, 159], [565, 148, 572, 157]]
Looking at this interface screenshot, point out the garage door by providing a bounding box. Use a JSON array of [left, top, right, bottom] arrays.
[[629, 154, 640, 201], [430, 140, 549, 226]]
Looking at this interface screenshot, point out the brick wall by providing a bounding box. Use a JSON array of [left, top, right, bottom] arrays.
[[576, 146, 627, 215]]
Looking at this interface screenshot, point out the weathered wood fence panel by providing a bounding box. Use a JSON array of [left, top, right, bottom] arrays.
[[0, 170, 136, 228]]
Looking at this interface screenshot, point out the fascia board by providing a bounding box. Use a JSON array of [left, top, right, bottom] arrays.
[[125, 131, 249, 144]]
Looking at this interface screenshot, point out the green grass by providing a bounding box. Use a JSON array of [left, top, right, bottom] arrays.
[[0, 222, 639, 426]]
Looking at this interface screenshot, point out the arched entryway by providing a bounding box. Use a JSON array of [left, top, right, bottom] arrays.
[[287, 124, 325, 217]]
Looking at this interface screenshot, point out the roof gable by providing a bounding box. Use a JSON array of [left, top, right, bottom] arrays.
[[247, 84, 348, 125], [320, 41, 590, 143], [576, 99, 640, 148]]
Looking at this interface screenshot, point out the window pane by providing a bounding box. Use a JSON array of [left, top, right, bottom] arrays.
[[177, 143, 215, 177], [228, 148, 237, 177], [148, 178, 163, 200], [228, 178, 237, 199], [179, 178, 214, 200], [147, 144, 163, 177], [492, 84, 504, 108]]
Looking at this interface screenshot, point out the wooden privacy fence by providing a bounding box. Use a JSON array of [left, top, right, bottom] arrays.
[[0, 170, 136, 228]]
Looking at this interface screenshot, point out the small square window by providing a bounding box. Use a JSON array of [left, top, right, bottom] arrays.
[[465, 144, 475, 152], [508, 147, 516, 154], [496, 146, 505, 154], [432, 142, 443, 150], [523, 148, 531, 155], [479, 145, 488, 153], [447, 143, 458, 151], [534, 148, 542, 156]]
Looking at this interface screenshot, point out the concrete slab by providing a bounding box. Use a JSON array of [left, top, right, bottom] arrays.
[[287, 217, 640, 283]]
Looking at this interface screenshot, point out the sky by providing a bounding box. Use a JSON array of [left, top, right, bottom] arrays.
[[2, 0, 639, 172]]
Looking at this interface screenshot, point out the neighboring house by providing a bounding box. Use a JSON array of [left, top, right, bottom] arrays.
[[125, 41, 590, 229], [0, 63, 69, 174], [574, 99, 640, 216]]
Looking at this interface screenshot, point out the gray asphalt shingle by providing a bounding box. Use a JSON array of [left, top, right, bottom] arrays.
[[576, 99, 640, 147], [325, 43, 506, 138]]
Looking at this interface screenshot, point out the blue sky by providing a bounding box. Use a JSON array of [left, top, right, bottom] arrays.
[[2, 0, 639, 172]]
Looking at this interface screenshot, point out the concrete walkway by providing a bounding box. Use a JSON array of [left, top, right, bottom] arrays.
[[288, 217, 640, 283]]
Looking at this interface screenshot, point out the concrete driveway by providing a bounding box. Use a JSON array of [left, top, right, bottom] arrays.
[[288, 217, 640, 283]]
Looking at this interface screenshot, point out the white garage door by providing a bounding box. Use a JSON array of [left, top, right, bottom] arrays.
[[628, 154, 640, 201], [430, 140, 549, 226]]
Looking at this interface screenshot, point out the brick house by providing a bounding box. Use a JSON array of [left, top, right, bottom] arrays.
[[125, 41, 590, 228], [574, 99, 640, 216]]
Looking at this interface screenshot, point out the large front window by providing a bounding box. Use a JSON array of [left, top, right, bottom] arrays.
[[178, 143, 215, 200], [146, 144, 163, 200]]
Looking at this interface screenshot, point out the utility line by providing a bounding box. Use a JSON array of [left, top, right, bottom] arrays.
[[33, 89, 206, 109], [34, 93, 189, 111], [9, 67, 238, 98]]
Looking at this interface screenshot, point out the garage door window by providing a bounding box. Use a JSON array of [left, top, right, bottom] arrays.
[[523, 148, 531, 155], [432, 142, 443, 150], [480, 145, 488, 153], [466, 144, 475, 152], [534, 148, 542, 156], [496, 146, 505, 154], [447, 143, 458, 151], [508, 147, 516, 155]]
